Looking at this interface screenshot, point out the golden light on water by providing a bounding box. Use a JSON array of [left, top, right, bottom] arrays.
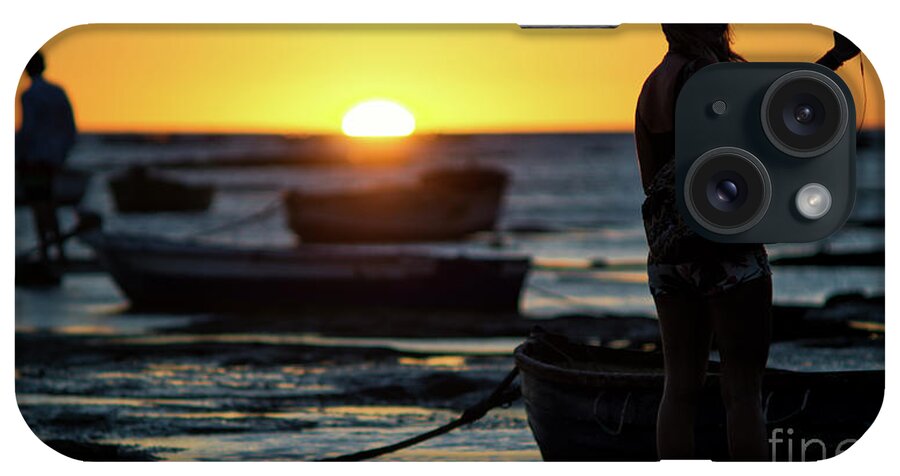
[[341, 99, 416, 137], [398, 355, 467, 368]]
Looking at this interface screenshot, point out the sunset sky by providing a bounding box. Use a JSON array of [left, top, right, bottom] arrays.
[[14, 24, 884, 134]]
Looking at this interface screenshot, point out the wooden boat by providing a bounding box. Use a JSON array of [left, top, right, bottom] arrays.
[[283, 166, 508, 243], [81, 231, 529, 312], [515, 331, 884, 461], [108, 166, 214, 213], [15, 168, 89, 207]]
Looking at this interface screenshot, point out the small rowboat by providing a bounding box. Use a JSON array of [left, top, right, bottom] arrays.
[[283, 166, 508, 243], [108, 166, 214, 213], [515, 331, 883, 461], [81, 231, 529, 312]]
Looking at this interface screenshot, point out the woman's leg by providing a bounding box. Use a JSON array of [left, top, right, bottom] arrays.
[[706, 276, 772, 461], [654, 292, 712, 459]]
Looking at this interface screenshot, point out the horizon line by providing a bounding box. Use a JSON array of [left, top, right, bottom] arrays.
[[75, 127, 887, 137]]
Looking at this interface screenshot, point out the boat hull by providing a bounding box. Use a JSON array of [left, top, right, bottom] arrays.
[[515, 332, 884, 461], [84, 233, 529, 312], [109, 170, 214, 213], [284, 167, 508, 243]]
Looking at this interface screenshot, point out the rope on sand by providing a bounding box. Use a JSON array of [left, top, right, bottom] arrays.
[[318, 367, 521, 462]]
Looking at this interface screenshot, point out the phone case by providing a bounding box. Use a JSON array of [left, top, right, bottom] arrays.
[[14, 24, 884, 462]]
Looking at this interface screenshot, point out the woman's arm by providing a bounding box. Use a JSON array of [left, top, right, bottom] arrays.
[[816, 31, 861, 71]]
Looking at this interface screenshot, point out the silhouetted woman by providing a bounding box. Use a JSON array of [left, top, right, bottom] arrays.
[[634, 25, 859, 460]]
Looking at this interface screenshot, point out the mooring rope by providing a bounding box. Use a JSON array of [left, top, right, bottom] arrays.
[[183, 196, 284, 239], [527, 281, 610, 317], [318, 367, 521, 462]]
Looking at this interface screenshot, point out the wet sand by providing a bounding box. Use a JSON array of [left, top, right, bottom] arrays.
[[16, 328, 539, 461], [15, 272, 884, 461]]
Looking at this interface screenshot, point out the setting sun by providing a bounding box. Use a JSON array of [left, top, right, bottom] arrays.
[[341, 99, 416, 137]]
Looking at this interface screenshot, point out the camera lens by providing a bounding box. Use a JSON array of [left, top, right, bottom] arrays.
[[716, 180, 739, 202], [793, 104, 815, 124], [761, 70, 849, 158], [707, 173, 748, 212], [684, 147, 771, 235]]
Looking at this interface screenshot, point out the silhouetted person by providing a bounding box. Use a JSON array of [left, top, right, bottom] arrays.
[[635, 25, 859, 460], [16, 51, 77, 265]]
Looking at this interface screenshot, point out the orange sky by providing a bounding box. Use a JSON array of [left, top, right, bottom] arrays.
[[14, 24, 884, 134]]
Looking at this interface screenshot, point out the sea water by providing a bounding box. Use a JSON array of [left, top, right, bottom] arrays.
[[14, 133, 885, 460]]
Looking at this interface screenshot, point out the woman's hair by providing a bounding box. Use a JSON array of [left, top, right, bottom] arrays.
[[661, 24, 745, 63]]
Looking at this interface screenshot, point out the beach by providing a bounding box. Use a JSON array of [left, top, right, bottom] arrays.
[[15, 132, 885, 461]]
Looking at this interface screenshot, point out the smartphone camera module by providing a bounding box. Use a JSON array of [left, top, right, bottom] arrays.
[[675, 62, 856, 243], [683, 147, 771, 235], [761, 70, 850, 158]]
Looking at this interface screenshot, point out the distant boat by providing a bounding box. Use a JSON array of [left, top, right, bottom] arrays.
[[108, 166, 214, 213], [283, 166, 509, 243], [15, 168, 89, 207], [81, 231, 529, 312], [516, 331, 884, 461]]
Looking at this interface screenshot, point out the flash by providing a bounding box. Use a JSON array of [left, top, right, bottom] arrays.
[[795, 183, 832, 220]]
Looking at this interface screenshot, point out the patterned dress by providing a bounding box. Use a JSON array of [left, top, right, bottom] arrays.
[[636, 54, 770, 297]]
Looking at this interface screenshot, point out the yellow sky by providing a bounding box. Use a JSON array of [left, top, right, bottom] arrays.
[[14, 24, 884, 134]]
